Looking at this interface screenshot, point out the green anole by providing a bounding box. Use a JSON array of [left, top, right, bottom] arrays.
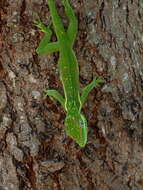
[[34, 0, 103, 147]]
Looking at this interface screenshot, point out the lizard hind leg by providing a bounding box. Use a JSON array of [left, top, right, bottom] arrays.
[[34, 14, 59, 54], [61, 0, 78, 46], [34, 13, 53, 34]]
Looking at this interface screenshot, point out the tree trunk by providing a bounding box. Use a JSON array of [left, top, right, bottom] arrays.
[[0, 0, 143, 189]]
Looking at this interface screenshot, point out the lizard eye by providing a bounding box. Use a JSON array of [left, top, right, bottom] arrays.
[[78, 120, 85, 128]]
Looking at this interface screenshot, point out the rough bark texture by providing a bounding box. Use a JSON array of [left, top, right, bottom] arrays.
[[0, 0, 143, 190]]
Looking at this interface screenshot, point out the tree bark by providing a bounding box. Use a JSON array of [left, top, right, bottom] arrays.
[[0, 0, 143, 189]]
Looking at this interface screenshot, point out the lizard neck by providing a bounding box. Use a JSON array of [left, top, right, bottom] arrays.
[[65, 97, 81, 112]]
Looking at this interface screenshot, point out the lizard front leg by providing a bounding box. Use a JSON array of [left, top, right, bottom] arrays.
[[44, 89, 65, 109], [80, 77, 104, 107]]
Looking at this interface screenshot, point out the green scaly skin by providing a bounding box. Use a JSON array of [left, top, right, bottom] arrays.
[[34, 0, 103, 147]]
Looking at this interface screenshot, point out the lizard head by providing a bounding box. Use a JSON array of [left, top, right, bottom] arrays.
[[64, 111, 88, 147]]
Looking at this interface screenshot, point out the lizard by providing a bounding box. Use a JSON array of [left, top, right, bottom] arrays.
[[34, 0, 103, 147]]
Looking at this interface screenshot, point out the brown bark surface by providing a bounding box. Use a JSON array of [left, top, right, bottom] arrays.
[[0, 0, 143, 189]]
